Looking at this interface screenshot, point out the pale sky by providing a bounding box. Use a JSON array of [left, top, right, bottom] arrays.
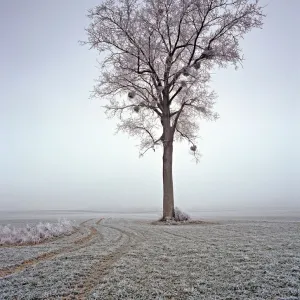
[[0, 0, 299, 211]]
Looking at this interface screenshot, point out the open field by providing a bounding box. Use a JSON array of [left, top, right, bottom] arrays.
[[0, 216, 299, 299]]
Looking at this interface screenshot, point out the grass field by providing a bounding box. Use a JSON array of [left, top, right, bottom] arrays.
[[0, 217, 299, 299]]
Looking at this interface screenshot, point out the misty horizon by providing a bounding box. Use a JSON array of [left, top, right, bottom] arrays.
[[1, 0, 299, 212]]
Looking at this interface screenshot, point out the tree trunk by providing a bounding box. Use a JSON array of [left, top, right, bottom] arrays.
[[162, 90, 174, 220], [162, 137, 174, 220]]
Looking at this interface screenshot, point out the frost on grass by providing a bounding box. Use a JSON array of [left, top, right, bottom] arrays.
[[90, 220, 300, 300], [0, 219, 77, 245], [1, 218, 300, 299], [0, 220, 128, 299]]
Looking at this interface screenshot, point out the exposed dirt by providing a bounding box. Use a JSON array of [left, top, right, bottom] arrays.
[[74, 225, 139, 299]]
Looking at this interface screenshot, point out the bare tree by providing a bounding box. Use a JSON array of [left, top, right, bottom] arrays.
[[82, 0, 264, 220]]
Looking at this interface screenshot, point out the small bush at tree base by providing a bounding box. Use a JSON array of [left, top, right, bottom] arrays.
[[174, 207, 190, 222]]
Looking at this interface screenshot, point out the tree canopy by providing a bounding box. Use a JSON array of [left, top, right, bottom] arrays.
[[83, 0, 264, 160]]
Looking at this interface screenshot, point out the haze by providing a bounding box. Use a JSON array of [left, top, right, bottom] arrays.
[[0, 0, 299, 212]]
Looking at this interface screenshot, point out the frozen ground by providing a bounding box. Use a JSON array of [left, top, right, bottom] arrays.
[[0, 217, 299, 299]]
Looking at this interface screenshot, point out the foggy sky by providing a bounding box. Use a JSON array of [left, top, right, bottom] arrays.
[[0, 0, 299, 211]]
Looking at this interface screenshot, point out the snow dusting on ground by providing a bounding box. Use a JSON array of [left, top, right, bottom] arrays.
[[0, 217, 299, 299]]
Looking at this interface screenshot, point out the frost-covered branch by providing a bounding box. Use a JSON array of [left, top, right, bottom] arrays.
[[83, 0, 264, 157]]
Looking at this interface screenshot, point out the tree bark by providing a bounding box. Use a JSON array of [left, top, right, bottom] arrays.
[[162, 132, 175, 220]]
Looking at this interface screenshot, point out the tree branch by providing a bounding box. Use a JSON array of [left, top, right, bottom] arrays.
[[169, 86, 183, 105]]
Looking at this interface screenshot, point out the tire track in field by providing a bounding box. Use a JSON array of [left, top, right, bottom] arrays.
[[0, 219, 103, 279], [70, 222, 143, 300]]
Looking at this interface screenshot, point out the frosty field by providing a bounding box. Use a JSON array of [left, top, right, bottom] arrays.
[[0, 216, 299, 299]]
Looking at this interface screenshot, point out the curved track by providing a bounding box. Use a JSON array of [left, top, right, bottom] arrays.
[[0, 220, 100, 278], [1, 218, 300, 299], [0, 218, 144, 299]]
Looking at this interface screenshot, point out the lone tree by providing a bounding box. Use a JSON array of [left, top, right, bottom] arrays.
[[83, 0, 264, 220]]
